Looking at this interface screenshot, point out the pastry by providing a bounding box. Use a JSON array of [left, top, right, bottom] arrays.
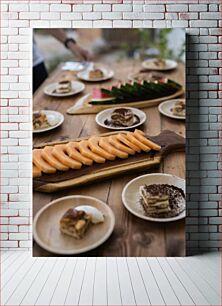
[[172, 100, 185, 117], [139, 184, 185, 218], [152, 58, 166, 68], [56, 80, 71, 94], [33, 111, 50, 130], [88, 68, 104, 80], [104, 108, 140, 128], [60, 208, 91, 239], [32, 130, 161, 177]]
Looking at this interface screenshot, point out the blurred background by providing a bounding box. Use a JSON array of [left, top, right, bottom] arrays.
[[34, 28, 185, 73]]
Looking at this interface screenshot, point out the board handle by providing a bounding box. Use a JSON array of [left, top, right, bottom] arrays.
[[148, 130, 185, 157]]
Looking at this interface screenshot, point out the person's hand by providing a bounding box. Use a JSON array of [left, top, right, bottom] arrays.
[[68, 43, 90, 61]]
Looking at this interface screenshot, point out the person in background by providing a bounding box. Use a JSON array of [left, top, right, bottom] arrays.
[[33, 29, 90, 93]]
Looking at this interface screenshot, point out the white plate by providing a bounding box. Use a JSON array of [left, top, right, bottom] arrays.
[[158, 99, 185, 120], [96, 107, 146, 130], [61, 61, 88, 72], [142, 59, 178, 71], [44, 81, 85, 97], [77, 67, 114, 82], [33, 110, 64, 133], [33, 195, 115, 255], [122, 173, 185, 222]]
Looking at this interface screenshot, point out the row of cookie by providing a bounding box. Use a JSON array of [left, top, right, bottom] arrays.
[[33, 129, 161, 177]]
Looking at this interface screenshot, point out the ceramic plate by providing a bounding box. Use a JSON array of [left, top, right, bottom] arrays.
[[33, 110, 64, 134], [43, 81, 85, 97], [142, 59, 178, 71], [158, 99, 185, 120], [122, 173, 185, 222], [77, 68, 114, 82], [33, 195, 115, 255], [95, 107, 146, 130]]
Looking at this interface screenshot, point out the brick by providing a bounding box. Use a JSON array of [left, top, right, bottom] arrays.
[[113, 20, 132, 27], [73, 4, 92, 12], [41, 12, 60, 20], [200, 12, 221, 19], [50, 4, 71, 12], [93, 4, 111, 11], [112, 4, 132, 11], [9, 233, 29, 240], [189, 4, 207, 11], [133, 5, 143, 12], [190, 20, 217, 28], [19, 12, 40, 20], [93, 20, 112, 28], [123, 12, 164, 19], [102, 12, 122, 19], [29, 3, 49, 12], [166, 5, 188, 12], [1, 241, 18, 248], [9, 4, 28, 12], [143, 5, 165, 12], [72, 20, 93, 28]]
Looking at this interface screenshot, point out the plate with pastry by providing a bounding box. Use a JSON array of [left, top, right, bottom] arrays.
[[122, 173, 185, 222], [142, 58, 178, 71], [96, 107, 146, 130], [77, 64, 114, 82], [44, 80, 85, 97], [158, 99, 185, 120], [33, 110, 64, 133], [33, 195, 115, 255]]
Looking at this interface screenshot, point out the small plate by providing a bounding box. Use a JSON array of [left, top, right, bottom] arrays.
[[158, 99, 185, 120], [96, 107, 146, 130], [142, 59, 178, 71], [61, 61, 88, 72], [122, 173, 185, 222], [33, 195, 115, 255], [33, 110, 64, 134], [77, 68, 114, 82], [44, 81, 85, 97]]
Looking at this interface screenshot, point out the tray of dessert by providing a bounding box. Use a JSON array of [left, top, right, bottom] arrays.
[[67, 79, 184, 115], [158, 99, 185, 120], [43, 79, 85, 97], [33, 129, 185, 193], [33, 110, 64, 133], [33, 195, 115, 254], [77, 64, 114, 82], [96, 107, 146, 130], [142, 58, 178, 71], [122, 173, 185, 222]]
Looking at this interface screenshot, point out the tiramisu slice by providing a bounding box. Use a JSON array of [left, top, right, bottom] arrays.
[[56, 80, 71, 94], [139, 184, 185, 218]]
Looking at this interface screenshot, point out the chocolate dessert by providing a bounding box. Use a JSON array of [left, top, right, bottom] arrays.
[[104, 108, 140, 127], [172, 100, 186, 117], [56, 80, 71, 94], [60, 208, 91, 239], [139, 184, 185, 218]]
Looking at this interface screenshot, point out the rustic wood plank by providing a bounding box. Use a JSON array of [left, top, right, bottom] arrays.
[[157, 257, 195, 305], [176, 257, 221, 305], [167, 257, 210, 305], [64, 257, 87, 306], [106, 257, 122, 306], [147, 258, 180, 305]]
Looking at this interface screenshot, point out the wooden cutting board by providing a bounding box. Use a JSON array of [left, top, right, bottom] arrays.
[[66, 88, 184, 115], [33, 130, 185, 193]]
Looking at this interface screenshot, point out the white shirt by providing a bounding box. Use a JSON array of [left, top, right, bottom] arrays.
[[33, 38, 44, 67]]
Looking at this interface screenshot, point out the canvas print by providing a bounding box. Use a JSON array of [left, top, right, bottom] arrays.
[[32, 29, 186, 257]]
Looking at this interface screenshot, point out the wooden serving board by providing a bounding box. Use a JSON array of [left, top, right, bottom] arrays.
[[33, 130, 185, 193], [66, 88, 184, 115]]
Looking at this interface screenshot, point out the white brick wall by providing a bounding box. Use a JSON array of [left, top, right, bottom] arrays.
[[0, 0, 221, 255]]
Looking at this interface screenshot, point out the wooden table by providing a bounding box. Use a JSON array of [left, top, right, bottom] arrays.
[[33, 60, 185, 257]]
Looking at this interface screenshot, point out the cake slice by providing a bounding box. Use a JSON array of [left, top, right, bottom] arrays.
[[172, 100, 185, 117], [60, 208, 91, 239], [139, 185, 171, 217]]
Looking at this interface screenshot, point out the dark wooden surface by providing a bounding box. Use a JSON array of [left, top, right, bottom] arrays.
[[33, 60, 185, 257]]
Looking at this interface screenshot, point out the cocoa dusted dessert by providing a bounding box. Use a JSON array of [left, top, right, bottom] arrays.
[[172, 100, 185, 117], [33, 111, 50, 130], [60, 208, 91, 239], [88, 68, 104, 80], [139, 184, 185, 218], [56, 80, 72, 94], [104, 108, 140, 127]]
